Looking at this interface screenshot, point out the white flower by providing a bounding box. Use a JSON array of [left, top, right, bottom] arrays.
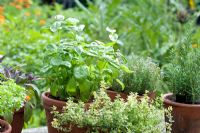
[[109, 33, 118, 42], [106, 27, 116, 33], [66, 18, 79, 25], [55, 15, 65, 21]]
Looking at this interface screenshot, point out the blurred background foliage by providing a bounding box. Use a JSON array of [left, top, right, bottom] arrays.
[[0, 0, 200, 128]]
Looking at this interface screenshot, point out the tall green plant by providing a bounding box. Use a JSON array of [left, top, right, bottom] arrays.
[[164, 34, 200, 103], [42, 15, 130, 101], [113, 54, 163, 94]]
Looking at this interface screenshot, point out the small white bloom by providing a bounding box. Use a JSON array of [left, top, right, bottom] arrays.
[[109, 33, 118, 42], [55, 15, 65, 21], [106, 27, 116, 33], [66, 18, 79, 25], [78, 24, 85, 31]]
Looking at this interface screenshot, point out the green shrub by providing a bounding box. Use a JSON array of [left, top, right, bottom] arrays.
[[0, 76, 26, 121], [113, 54, 163, 95], [164, 35, 200, 103], [51, 89, 172, 133]]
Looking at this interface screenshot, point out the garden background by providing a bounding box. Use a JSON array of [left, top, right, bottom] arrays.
[[0, 0, 200, 129]]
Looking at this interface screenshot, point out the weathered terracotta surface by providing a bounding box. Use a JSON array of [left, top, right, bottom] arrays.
[[11, 107, 24, 133], [0, 119, 12, 133], [0, 107, 24, 133], [42, 92, 91, 133], [164, 93, 200, 133]]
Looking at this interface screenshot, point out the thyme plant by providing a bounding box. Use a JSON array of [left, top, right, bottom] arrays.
[[51, 89, 172, 133]]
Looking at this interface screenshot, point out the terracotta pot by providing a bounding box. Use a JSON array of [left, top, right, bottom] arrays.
[[0, 119, 12, 133], [106, 90, 128, 101], [0, 107, 24, 133], [42, 91, 91, 133], [164, 93, 200, 133], [11, 107, 24, 133]]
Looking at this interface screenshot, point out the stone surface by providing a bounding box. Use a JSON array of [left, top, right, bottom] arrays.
[[22, 127, 48, 133]]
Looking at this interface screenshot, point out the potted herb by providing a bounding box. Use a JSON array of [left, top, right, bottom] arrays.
[[50, 88, 172, 133], [41, 15, 130, 133], [112, 54, 163, 100], [163, 41, 200, 132], [0, 65, 40, 133], [0, 76, 26, 133]]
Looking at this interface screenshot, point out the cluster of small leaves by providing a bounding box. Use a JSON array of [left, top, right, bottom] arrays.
[[113, 54, 163, 95], [51, 89, 172, 133], [0, 77, 26, 120], [0, 65, 40, 102], [164, 35, 200, 103], [0, 64, 40, 122], [0, 66, 36, 84], [42, 15, 130, 101]]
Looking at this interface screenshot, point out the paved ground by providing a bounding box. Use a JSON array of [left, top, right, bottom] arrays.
[[22, 127, 48, 133]]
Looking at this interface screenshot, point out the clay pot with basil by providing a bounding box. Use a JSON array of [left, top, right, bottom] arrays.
[[41, 15, 131, 133]]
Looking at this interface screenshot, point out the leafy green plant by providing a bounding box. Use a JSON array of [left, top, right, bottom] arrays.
[[113, 54, 163, 95], [0, 76, 26, 122], [164, 34, 200, 103], [0, 65, 40, 122], [51, 89, 172, 133], [42, 15, 130, 101]]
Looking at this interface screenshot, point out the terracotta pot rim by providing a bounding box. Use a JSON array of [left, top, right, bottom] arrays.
[[42, 91, 66, 108], [42, 91, 92, 110], [164, 93, 200, 108], [42, 91, 65, 103], [0, 119, 12, 133]]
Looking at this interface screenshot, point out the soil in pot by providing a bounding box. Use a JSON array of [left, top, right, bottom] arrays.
[[164, 93, 200, 133], [42, 91, 92, 133], [0, 119, 12, 133], [175, 94, 199, 104]]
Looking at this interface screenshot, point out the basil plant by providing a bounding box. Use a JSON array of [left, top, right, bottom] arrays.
[[42, 15, 131, 101]]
